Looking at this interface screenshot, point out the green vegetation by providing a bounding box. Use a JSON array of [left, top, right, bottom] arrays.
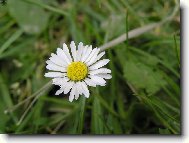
[[0, 0, 180, 134]]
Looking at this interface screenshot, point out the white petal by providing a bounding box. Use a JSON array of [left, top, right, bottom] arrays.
[[44, 72, 65, 78], [50, 53, 67, 67], [89, 68, 111, 75], [89, 75, 106, 86], [55, 88, 64, 95], [89, 59, 110, 70], [46, 64, 66, 72], [95, 51, 105, 62], [63, 43, 72, 62], [52, 77, 68, 85], [81, 46, 92, 62], [46, 60, 54, 65], [64, 81, 74, 94], [76, 42, 83, 61], [69, 84, 76, 102], [77, 82, 82, 94], [80, 82, 89, 98], [96, 74, 112, 79], [86, 48, 100, 66], [70, 41, 77, 61], [80, 45, 88, 61], [84, 78, 96, 87], [56, 48, 70, 65], [75, 83, 80, 100], [85, 48, 98, 64]]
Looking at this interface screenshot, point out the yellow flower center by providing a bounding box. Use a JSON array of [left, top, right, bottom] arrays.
[[67, 62, 88, 81]]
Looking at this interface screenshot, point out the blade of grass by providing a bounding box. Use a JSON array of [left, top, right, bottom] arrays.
[[140, 94, 179, 123], [0, 29, 23, 55], [22, 0, 68, 16], [120, 0, 143, 25], [173, 34, 180, 68], [96, 94, 123, 119], [0, 74, 18, 123], [0, 20, 15, 34], [141, 95, 178, 134]]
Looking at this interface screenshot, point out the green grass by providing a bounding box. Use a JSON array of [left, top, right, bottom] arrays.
[[0, 0, 180, 134]]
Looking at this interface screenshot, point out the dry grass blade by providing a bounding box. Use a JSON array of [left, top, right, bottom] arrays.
[[4, 81, 52, 114], [16, 80, 52, 125], [99, 4, 179, 51]]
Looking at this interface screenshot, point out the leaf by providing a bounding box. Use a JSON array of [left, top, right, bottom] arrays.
[[77, 96, 86, 133], [91, 95, 104, 134], [115, 45, 166, 95], [8, 0, 50, 35], [124, 60, 166, 95]]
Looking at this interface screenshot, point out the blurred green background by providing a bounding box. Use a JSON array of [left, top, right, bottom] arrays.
[[0, 0, 180, 134]]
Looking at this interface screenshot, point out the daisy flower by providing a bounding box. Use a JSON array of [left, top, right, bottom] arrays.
[[44, 41, 112, 102]]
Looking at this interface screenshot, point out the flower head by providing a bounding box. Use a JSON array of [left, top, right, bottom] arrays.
[[45, 41, 112, 102]]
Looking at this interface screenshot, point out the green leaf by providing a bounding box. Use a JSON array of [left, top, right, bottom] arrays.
[[77, 96, 86, 133], [123, 60, 166, 95], [8, 0, 50, 35], [116, 45, 167, 95], [91, 95, 104, 134]]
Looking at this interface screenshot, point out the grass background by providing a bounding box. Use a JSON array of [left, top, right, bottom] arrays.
[[0, 0, 180, 134]]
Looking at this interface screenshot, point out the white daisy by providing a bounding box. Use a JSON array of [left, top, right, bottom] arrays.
[[44, 41, 112, 102]]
